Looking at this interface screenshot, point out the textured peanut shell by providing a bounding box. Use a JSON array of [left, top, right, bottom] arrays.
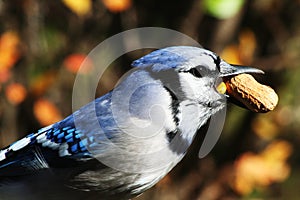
[[226, 74, 278, 113]]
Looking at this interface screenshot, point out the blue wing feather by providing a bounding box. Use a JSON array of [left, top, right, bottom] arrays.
[[0, 92, 116, 175]]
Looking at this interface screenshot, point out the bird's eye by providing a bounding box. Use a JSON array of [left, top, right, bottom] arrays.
[[187, 68, 203, 78]]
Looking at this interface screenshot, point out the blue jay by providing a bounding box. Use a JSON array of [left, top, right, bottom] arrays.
[[0, 46, 263, 200]]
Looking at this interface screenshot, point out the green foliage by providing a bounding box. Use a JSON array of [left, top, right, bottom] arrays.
[[203, 0, 245, 19]]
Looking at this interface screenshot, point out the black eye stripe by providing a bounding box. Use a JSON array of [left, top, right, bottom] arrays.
[[180, 65, 208, 78], [187, 68, 203, 78], [215, 56, 221, 72]]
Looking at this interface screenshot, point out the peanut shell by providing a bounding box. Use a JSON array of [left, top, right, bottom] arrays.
[[225, 74, 278, 113]]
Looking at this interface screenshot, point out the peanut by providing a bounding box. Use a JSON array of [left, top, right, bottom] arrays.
[[225, 74, 278, 113]]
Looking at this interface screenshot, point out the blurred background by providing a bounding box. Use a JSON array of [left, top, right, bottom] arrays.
[[0, 0, 299, 199]]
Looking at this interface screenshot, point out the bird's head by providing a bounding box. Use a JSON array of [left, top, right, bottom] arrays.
[[131, 46, 263, 117]]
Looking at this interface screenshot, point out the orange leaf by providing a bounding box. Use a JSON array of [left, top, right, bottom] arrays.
[[233, 140, 292, 195], [220, 45, 242, 65], [251, 116, 279, 140], [0, 31, 19, 50], [62, 0, 92, 16], [0, 31, 21, 72], [102, 0, 132, 13], [0, 69, 11, 83], [30, 71, 57, 96], [34, 99, 62, 126], [5, 83, 27, 105], [63, 53, 93, 74]]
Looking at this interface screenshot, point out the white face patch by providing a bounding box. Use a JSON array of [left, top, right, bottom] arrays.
[[179, 73, 211, 100]]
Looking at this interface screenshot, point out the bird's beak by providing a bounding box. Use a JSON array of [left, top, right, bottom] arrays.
[[216, 62, 264, 108], [219, 63, 264, 77]]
